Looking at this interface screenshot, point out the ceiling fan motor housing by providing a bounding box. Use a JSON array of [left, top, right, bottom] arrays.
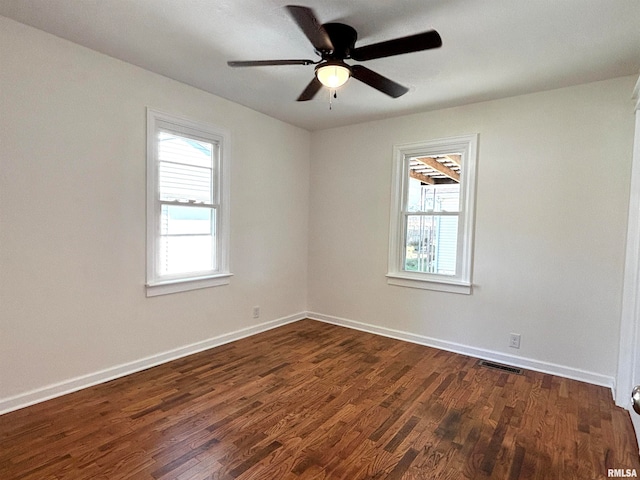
[[322, 23, 357, 60]]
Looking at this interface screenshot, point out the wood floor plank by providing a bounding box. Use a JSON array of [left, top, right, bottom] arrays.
[[1, 319, 638, 479]]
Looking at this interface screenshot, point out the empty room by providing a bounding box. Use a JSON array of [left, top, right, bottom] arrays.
[[2, 1, 640, 479]]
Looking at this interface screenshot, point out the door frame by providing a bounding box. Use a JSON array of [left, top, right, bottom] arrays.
[[616, 75, 640, 452]]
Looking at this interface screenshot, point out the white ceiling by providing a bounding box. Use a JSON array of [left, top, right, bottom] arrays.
[[1, 0, 639, 131]]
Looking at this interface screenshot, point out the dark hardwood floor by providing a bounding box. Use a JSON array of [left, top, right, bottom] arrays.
[[1, 319, 639, 479]]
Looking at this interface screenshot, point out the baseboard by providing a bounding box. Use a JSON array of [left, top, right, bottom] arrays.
[[0, 312, 306, 415], [306, 311, 616, 392]]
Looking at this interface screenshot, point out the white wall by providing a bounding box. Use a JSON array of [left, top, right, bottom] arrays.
[[308, 76, 637, 383], [0, 17, 310, 403]]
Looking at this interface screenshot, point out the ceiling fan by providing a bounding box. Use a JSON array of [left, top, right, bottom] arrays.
[[227, 5, 442, 101]]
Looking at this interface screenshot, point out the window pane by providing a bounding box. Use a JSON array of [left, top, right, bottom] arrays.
[[158, 131, 213, 203], [404, 215, 458, 275], [159, 206, 217, 276], [407, 180, 460, 213], [161, 205, 213, 235], [159, 235, 216, 276]]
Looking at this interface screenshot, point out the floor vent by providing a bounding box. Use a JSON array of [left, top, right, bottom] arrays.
[[477, 359, 524, 375]]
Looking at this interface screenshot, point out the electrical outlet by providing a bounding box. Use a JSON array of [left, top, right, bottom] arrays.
[[252, 306, 260, 319], [509, 333, 521, 349]]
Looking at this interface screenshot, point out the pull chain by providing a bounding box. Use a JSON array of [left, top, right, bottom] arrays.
[[328, 89, 338, 110]]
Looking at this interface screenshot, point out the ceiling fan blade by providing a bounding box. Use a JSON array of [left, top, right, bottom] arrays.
[[297, 77, 322, 101], [286, 5, 334, 53], [351, 65, 408, 98], [227, 59, 315, 67], [351, 30, 442, 61]]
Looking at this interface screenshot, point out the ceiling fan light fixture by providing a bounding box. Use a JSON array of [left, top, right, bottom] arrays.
[[316, 62, 351, 88]]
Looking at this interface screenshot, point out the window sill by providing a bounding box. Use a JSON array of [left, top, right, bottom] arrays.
[[386, 273, 472, 295], [146, 273, 232, 297]]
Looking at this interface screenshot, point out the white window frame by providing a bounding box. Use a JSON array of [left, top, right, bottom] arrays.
[[387, 134, 478, 294], [146, 109, 231, 297]]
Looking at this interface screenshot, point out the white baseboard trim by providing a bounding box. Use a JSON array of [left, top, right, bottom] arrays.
[[306, 311, 616, 393], [0, 312, 306, 415]]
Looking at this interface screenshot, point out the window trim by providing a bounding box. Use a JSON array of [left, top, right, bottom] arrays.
[[146, 109, 231, 297], [387, 134, 478, 294]]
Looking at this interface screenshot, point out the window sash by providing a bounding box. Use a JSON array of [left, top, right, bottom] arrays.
[[157, 130, 218, 205], [401, 171, 464, 279], [402, 213, 460, 276], [158, 204, 217, 278]]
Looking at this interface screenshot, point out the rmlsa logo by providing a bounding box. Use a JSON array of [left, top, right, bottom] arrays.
[[608, 469, 638, 478]]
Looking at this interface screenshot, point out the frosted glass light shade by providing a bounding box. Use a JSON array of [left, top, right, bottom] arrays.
[[316, 64, 351, 88]]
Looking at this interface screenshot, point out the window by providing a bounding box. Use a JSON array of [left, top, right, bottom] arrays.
[[388, 134, 478, 294], [146, 109, 231, 296]]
